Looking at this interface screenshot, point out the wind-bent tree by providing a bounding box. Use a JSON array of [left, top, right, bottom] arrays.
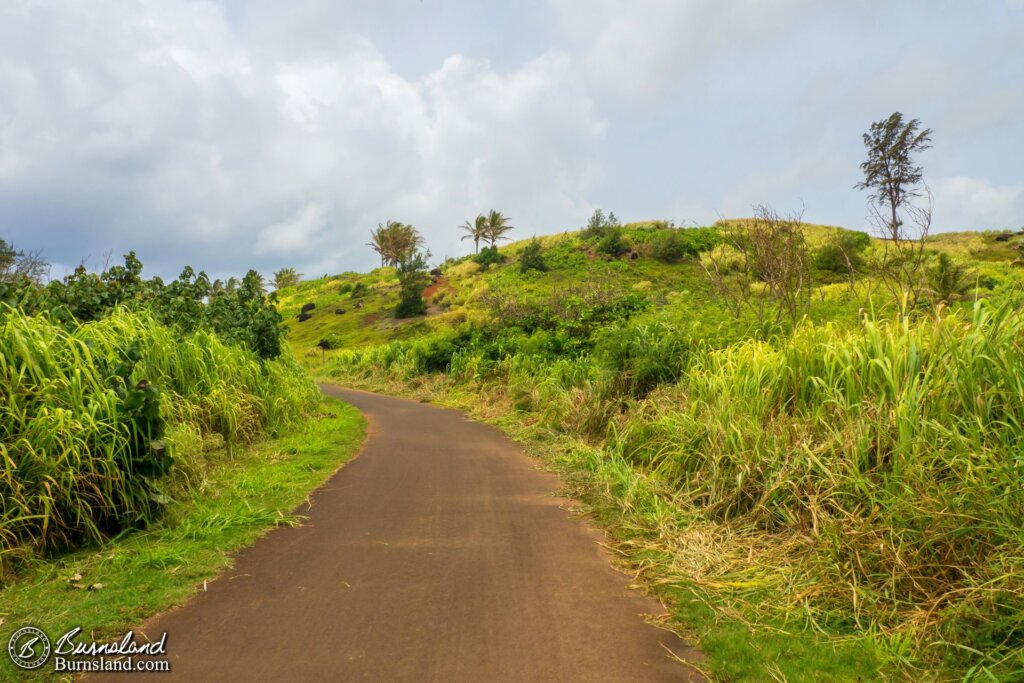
[[483, 210, 514, 247], [856, 112, 934, 306], [272, 267, 301, 290], [459, 214, 488, 254], [368, 220, 425, 267], [366, 223, 393, 268]]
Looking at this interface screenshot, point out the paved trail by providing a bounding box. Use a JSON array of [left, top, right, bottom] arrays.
[[105, 387, 702, 682]]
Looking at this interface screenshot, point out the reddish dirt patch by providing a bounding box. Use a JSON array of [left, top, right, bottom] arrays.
[[422, 275, 448, 299]]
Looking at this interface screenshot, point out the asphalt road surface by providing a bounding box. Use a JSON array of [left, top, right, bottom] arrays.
[[97, 386, 702, 682]]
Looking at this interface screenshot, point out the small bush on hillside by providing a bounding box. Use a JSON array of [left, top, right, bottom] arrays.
[[815, 231, 871, 274], [594, 321, 692, 397], [928, 252, 973, 303], [596, 227, 629, 257], [519, 238, 548, 273], [318, 334, 345, 350], [582, 209, 620, 239], [473, 246, 505, 270], [349, 281, 369, 298], [652, 231, 688, 263], [339, 282, 353, 294]]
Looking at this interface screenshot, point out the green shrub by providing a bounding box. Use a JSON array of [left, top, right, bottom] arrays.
[[652, 231, 687, 263], [594, 321, 692, 396], [519, 238, 548, 273], [596, 227, 629, 257], [349, 281, 369, 298], [928, 252, 973, 303], [582, 208, 620, 239], [394, 251, 430, 318], [338, 282, 353, 294], [473, 246, 505, 270], [815, 230, 871, 273], [317, 334, 345, 350]]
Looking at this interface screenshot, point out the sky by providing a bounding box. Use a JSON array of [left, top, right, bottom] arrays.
[[0, 1, 1022, 281]]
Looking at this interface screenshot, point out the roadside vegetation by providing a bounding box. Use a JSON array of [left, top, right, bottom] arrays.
[[0, 399, 364, 682], [0, 247, 366, 656], [280, 113, 1024, 680]]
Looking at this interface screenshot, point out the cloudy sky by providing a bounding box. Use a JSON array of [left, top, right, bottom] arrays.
[[0, 1, 1022, 280]]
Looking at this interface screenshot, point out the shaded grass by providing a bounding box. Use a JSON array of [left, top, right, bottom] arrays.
[[0, 398, 364, 682]]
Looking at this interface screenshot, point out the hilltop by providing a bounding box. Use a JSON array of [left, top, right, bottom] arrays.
[[276, 219, 1024, 363]]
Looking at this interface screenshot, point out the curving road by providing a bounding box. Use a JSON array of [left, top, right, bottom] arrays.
[[103, 387, 702, 682]]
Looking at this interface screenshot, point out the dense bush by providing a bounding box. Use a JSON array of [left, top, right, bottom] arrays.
[[317, 333, 345, 350], [473, 245, 505, 270], [596, 227, 629, 257], [0, 308, 318, 557], [593, 321, 693, 397], [582, 208, 620, 239], [394, 251, 430, 318], [928, 252, 973, 303], [815, 230, 871, 274], [651, 227, 721, 263], [2, 252, 287, 360], [518, 238, 548, 273]]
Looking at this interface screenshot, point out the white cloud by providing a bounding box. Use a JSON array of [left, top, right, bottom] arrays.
[[934, 176, 1024, 231], [0, 1, 605, 278], [0, 0, 1020, 279], [256, 203, 328, 254], [544, 0, 827, 97]]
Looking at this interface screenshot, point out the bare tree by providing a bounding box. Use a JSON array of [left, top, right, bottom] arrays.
[[0, 238, 48, 283], [702, 205, 813, 326]]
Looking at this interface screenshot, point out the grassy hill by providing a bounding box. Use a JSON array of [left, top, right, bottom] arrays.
[[279, 219, 1024, 681], [278, 220, 1023, 363]]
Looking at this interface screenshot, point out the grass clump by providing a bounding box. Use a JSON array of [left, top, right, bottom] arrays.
[[0, 307, 319, 564]]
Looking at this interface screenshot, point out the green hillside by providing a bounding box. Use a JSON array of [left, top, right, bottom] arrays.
[[278, 218, 1024, 681], [279, 221, 1023, 363]]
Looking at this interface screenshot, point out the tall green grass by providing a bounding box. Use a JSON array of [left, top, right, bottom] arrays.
[[327, 299, 1024, 676], [1, 308, 319, 559]]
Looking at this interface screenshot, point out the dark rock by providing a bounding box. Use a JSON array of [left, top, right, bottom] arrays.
[[297, 312, 313, 322], [430, 267, 442, 276], [629, 251, 639, 260], [995, 232, 1013, 242], [355, 300, 364, 309], [335, 308, 347, 314], [300, 302, 316, 314]]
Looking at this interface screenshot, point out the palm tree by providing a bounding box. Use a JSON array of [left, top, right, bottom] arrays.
[[368, 220, 425, 267], [273, 267, 301, 289], [367, 223, 391, 268], [484, 209, 514, 247], [459, 214, 488, 254]]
